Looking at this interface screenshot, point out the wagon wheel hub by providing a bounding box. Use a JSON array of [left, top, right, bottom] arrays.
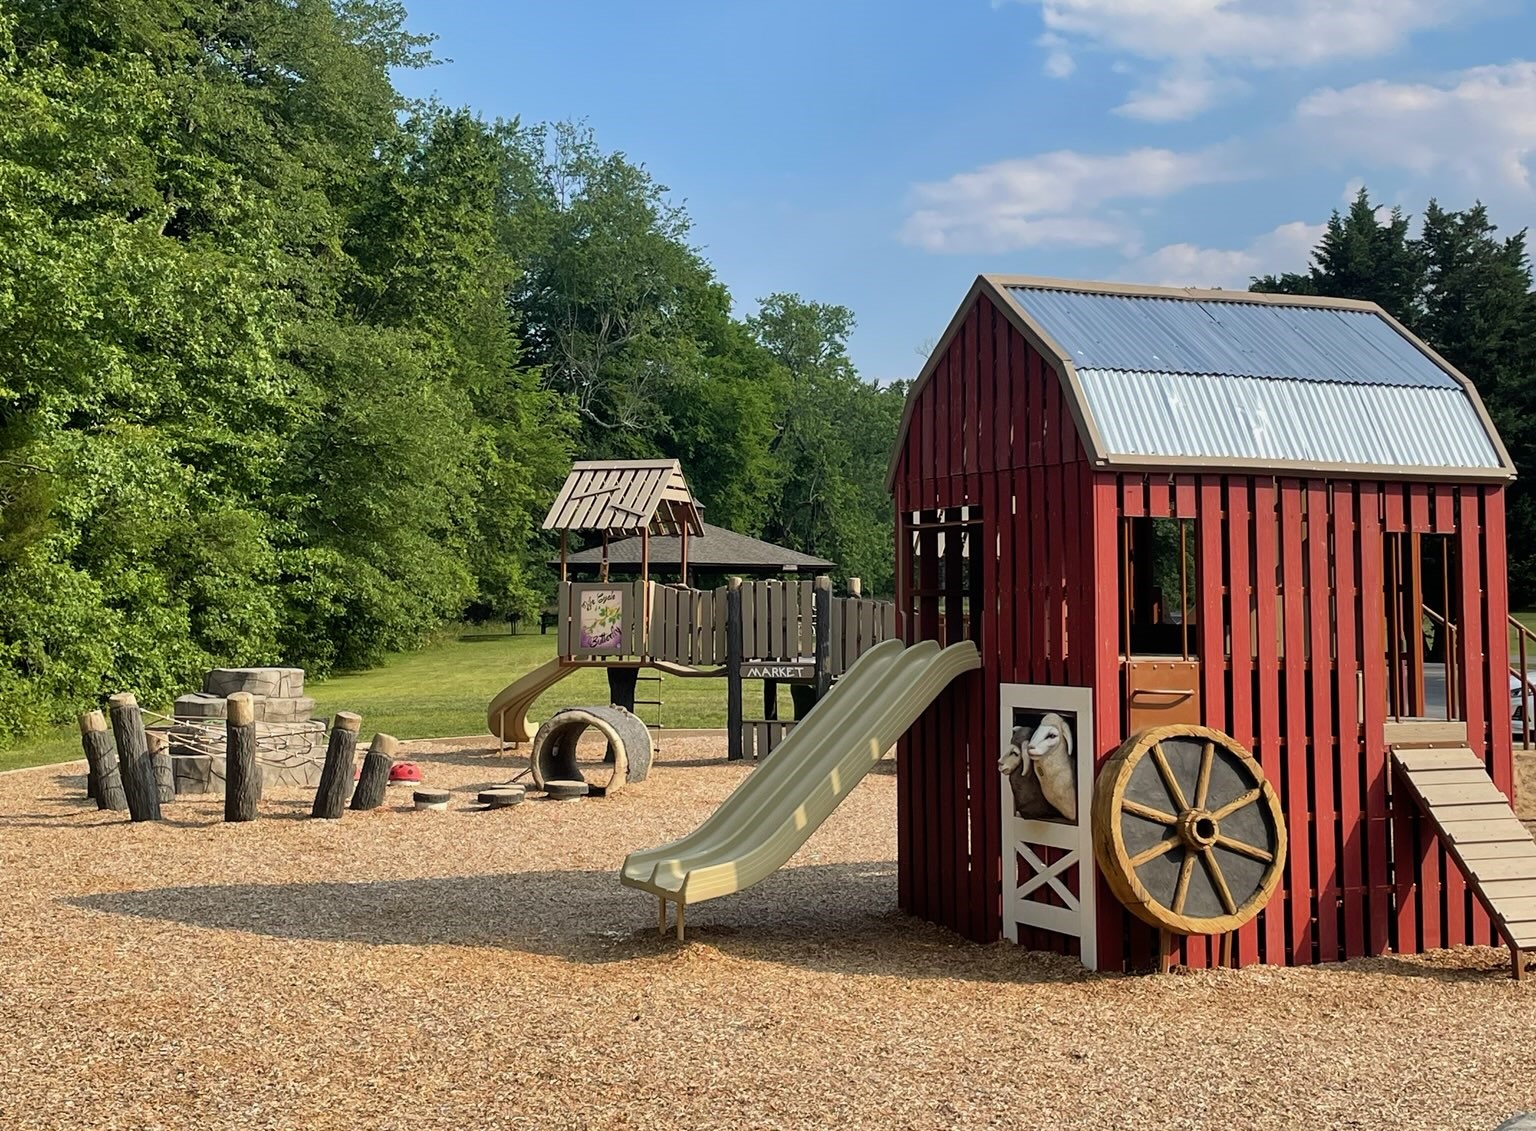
[[1093, 724, 1287, 937]]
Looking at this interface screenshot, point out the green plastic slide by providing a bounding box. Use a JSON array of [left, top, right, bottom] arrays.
[[620, 636, 981, 911]]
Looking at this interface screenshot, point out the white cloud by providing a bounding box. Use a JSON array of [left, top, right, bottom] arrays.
[[1297, 62, 1536, 191], [1117, 65, 1245, 122], [1038, 32, 1076, 78], [1014, 0, 1471, 120], [900, 147, 1244, 254], [1121, 221, 1327, 289]]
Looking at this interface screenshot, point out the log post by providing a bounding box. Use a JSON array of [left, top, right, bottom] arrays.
[[813, 574, 833, 703], [849, 576, 862, 598], [148, 730, 175, 803], [78, 710, 127, 812], [350, 733, 398, 811], [726, 577, 744, 761], [311, 711, 362, 819], [108, 693, 160, 822], [224, 692, 261, 823]]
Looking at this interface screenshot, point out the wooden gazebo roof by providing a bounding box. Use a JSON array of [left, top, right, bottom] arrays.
[[542, 460, 704, 538]]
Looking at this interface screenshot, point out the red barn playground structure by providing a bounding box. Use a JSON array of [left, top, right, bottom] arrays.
[[887, 275, 1536, 976]]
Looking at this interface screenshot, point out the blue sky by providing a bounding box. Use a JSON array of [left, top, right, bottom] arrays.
[[394, 1, 1536, 384]]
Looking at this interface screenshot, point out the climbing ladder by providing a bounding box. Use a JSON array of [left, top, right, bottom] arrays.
[[1390, 736, 1536, 979]]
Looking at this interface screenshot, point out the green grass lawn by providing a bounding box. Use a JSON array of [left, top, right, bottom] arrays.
[[0, 627, 787, 774]]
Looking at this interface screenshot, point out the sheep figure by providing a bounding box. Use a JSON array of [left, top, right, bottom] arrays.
[[998, 725, 1050, 819], [1027, 713, 1076, 823]]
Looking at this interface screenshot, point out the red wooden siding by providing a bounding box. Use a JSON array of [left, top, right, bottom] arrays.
[[889, 293, 1514, 970]]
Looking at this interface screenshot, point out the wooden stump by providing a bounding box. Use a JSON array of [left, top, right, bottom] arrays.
[[310, 711, 362, 819], [148, 731, 175, 803], [413, 788, 450, 811], [224, 692, 261, 823], [78, 710, 127, 813], [349, 733, 397, 811], [108, 693, 161, 822]]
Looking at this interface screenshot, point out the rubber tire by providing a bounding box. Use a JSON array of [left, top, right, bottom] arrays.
[[543, 779, 590, 800], [478, 787, 526, 808]]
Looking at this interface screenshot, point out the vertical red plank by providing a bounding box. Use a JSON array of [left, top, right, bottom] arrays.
[[1357, 483, 1394, 955], [1332, 484, 1367, 957], [1306, 481, 1339, 963], [1252, 477, 1285, 963], [994, 307, 1012, 473], [1026, 351, 1045, 467], [1008, 329, 1028, 475], [1198, 478, 1225, 729], [919, 381, 934, 498], [1121, 473, 1146, 518], [1092, 473, 1125, 972], [964, 306, 981, 477], [1447, 488, 1487, 950], [1013, 468, 1032, 683], [1484, 488, 1513, 797], [1174, 474, 1198, 518], [1383, 481, 1406, 533], [1030, 464, 1049, 683], [997, 474, 1015, 693], [1225, 478, 1259, 966], [949, 327, 965, 484], [1046, 462, 1065, 683], [1147, 475, 1171, 517], [934, 356, 951, 478], [978, 473, 1001, 940], [1409, 483, 1431, 533], [1279, 480, 1312, 964], [1043, 365, 1062, 467]]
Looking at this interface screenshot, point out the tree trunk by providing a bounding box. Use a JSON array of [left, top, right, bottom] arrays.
[[78, 710, 127, 813], [224, 692, 261, 823], [148, 730, 175, 803], [310, 711, 362, 819], [108, 693, 160, 822], [349, 733, 398, 811]]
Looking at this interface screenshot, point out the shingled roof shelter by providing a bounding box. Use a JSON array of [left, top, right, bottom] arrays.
[[554, 522, 834, 580]]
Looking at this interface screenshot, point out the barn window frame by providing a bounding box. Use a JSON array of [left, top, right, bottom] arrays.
[[1119, 516, 1198, 660]]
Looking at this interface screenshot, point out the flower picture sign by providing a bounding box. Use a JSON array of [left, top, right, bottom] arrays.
[[578, 587, 626, 653]]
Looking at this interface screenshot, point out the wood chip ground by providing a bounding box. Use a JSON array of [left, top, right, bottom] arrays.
[[1, 739, 1534, 1130]]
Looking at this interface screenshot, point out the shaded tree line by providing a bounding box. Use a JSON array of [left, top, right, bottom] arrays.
[[1254, 189, 1536, 602], [0, 0, 903, 744]]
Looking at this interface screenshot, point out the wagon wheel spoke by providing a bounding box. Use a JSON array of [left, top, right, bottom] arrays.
[[1171, 850, 1197, 915], [1214, 834, 1274, 864], [1129, 837, 1180, 868], [1193, 740, 1215, 809], [1122, 799, 1178, 826], [1200, 847, 1238, 915], [1210, 786, 1263, 822], [1148, 741, 1189, 812]]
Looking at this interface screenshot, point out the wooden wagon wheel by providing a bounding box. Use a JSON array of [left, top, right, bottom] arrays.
[[1093, 724, 1286, 936]]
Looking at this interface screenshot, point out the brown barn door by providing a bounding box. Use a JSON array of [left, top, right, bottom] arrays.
[[1120, 516, 1202, 733]]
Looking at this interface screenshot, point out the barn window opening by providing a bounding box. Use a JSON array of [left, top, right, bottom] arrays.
[[1384, 532, 1460, 720], [1119, 517, 1199, 658], [904, 507, 984, 649]]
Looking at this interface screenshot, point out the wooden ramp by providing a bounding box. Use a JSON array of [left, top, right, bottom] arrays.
[[1391, 744, 1536, 979]]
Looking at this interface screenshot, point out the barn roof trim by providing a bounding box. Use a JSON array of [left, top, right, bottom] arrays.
[[887, 275, 1514, 489]]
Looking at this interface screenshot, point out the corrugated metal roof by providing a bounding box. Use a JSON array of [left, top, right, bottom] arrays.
[[1077, 369, 1503, 469], [542, 459, 704, 537], [1008, 287, 1454, 388]]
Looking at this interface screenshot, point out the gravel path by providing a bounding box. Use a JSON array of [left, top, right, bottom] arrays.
[[1, 737, 1533, 1131]]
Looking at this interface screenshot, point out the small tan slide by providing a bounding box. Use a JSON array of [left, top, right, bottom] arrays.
[[620, 636, 981, 938], [486, 658, 572, 743]]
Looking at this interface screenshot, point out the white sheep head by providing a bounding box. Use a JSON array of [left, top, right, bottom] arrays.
[[998, 725, 1030, 776], [1027, 714, 1072, 764]]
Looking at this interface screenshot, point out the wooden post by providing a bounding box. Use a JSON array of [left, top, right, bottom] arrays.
[[311, 711, 362, 819], [78, 710, 127, 812], [350, 733, 398, 811], [224, 692, 261, 822], [560, 529, 568, 583], [641, 527, 651, 656], [148, 730, 174, 803], [813, 574, 833, 703], [849, 576, 862, 598], [600, 530, 610, 582], [680, 523, 690, 585], [726, 577, 744, 761], [108, 693, 160, 822]]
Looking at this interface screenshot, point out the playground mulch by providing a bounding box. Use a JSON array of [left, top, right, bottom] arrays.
[[1, 736, 1533, 1131]]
